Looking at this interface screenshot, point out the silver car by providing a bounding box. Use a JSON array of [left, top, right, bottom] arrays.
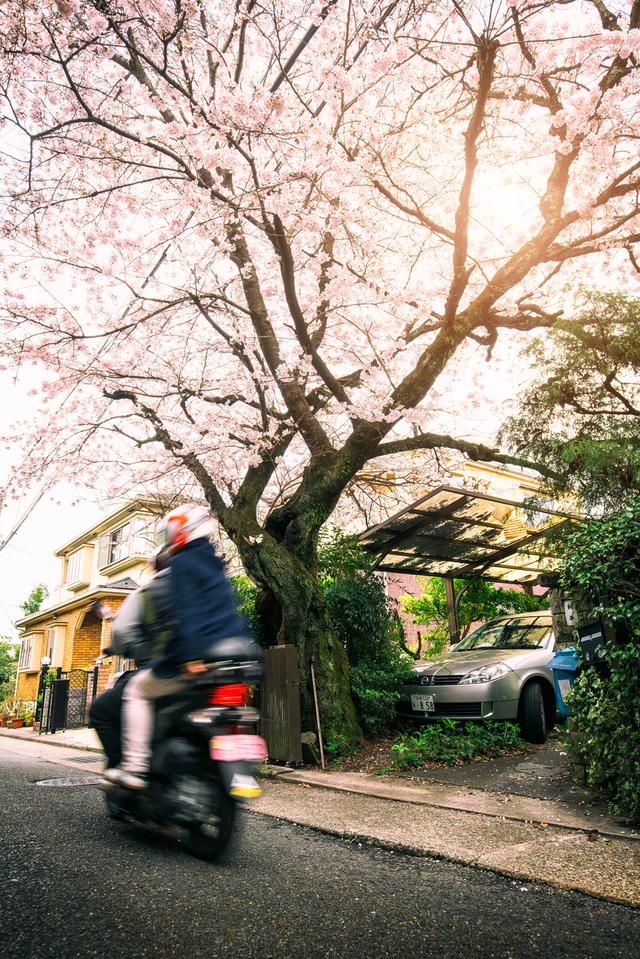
[[398, 611, 558, 743]]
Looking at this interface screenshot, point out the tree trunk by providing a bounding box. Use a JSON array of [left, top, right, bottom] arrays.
[[237, 532, 362, 750], [221, 453, 377, 751]]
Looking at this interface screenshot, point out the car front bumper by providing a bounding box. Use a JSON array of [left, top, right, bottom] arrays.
[[397, 675, 521, 721]]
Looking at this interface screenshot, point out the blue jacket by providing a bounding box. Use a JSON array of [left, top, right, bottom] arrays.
[[151, 538, 246, 678]]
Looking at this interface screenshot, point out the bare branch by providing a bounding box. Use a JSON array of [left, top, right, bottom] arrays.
[[373, 431, 561, 480]]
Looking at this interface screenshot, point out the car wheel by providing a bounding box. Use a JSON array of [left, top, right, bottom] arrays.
[[519, 682, 547, 744]]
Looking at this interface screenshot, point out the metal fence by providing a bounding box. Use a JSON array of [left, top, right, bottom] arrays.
[[40, 668, 99, 735]]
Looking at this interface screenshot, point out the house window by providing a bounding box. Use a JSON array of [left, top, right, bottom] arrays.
[[131, 515, 155, 555], [19, 635, 33, 670], [67, 549, 84, 584], [98, 516, 157, 570], [108, 522, 131, 565], [45, 627, 55, 661]]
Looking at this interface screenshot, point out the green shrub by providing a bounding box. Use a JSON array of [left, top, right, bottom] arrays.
[[568, 644, 640, 821], [324, 735, 357, 758], [230, 575, 264, 645], [560, 495, 640, 636], [320, 527, 413, 733], [324, 574, 413, 731], [558, 497, 640, 820], [391, 719, 528, 768], [0, 641, 17, 702]]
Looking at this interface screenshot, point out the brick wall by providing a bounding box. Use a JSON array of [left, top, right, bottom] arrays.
[[383, 572, 425, 652], [15, 671, 39, 701], [96, 662, 113, 694], [64, 597, 126, 675], [71, 621, 103, 670]]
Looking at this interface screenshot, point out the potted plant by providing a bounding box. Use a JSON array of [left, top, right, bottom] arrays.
[[19, 705, 35, 727], [3, 698, 23, 728], [0, 699, 10, 727]]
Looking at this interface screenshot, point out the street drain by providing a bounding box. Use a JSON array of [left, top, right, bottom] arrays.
[[35, 777, 104, 787], [66, 756, 104, 764]]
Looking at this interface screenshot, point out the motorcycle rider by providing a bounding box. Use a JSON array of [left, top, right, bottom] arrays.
[[104, 504, 247, 790], [89, 547, 172, 768]]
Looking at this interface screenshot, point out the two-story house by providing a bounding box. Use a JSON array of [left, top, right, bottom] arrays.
[[14, 500, 164, 704]]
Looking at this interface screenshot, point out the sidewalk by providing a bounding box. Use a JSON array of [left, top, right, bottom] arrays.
[[2, 726, 638, 907], [0, 725, 104, 752]]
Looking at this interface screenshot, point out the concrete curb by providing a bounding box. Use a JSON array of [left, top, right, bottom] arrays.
[[3, 730, 633, 841], [3, 732, 638, 907], [267, 768, 640, 842], [244, 805, 640, 910]]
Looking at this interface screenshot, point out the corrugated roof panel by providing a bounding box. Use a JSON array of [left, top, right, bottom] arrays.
[[359, 484, 576, 583]]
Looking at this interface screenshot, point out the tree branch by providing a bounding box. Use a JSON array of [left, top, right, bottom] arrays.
[[373, 431, 561, 480], [443, 35, 498, 323], [102, 387, 229, 519], [224, 218, 334, 458], [269, 214, 349, 405]]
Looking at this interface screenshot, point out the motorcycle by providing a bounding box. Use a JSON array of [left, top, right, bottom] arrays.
[[101, 638, 267, 861]]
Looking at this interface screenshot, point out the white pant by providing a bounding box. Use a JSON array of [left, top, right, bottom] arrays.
[[120, 668, 193, 773]]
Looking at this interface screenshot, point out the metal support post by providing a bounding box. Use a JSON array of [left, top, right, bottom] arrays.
[[444, 577, 460, 646]]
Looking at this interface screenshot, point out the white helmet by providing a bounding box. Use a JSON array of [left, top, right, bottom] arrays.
[[160, 504, 215, 553]]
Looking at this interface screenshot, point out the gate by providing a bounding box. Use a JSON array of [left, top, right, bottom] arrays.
[[40, 668, 99, 735], [259, 646, 302, 765]]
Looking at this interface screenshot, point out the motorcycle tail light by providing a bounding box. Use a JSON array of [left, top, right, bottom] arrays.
[[208, 683, 249, 707]]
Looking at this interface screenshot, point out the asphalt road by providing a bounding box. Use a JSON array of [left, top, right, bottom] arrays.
[[1, 743, 638, 959]]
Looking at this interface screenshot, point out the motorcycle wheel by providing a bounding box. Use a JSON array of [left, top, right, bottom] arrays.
[[182, 778, 236, 862]]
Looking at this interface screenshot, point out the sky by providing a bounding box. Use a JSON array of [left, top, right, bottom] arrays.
[[0, 496, 97, 638], [0, 368, 112, 637]]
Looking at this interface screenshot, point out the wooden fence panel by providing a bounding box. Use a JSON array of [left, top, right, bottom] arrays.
[[259, 645, 302, 765]]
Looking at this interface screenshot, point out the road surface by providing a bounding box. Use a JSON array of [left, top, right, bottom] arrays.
[[0, 739, 637, 959]]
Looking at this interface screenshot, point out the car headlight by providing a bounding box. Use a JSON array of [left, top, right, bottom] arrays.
[[459, 663, 512, 685]]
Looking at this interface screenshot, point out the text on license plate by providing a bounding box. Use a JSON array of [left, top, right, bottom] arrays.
[[411, 694, 435, 712]]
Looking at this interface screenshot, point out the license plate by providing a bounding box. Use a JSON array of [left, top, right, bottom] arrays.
[[230, 774, 262, 799], [210, 734, 268, 762], [411, 693, 435, 712]]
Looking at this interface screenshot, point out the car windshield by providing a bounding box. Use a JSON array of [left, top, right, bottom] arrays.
[[451, 617, 551, 652]]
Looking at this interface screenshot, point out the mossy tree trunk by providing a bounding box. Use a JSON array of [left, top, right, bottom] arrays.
[[239, 534, 361, 747], [218, 447, 374, 749]]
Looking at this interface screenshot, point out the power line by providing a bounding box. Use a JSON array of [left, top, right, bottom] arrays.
[[0, 602, 17, 632], [0, 543, 48, 560], [0, 554, 53, 572]]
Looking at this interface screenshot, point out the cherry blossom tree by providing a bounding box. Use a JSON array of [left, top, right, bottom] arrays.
[[2, 0, 640, 743]]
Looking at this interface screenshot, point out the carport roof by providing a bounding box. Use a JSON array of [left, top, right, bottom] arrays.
[[358, 484, 577, 584]]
